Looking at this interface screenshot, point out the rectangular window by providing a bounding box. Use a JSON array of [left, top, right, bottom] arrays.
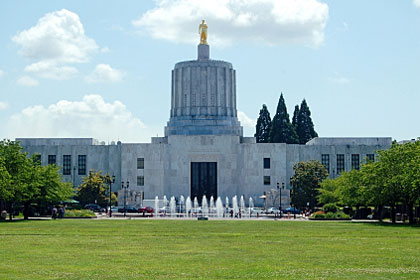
[[263, 158, 270, 169], [137, 158, 144, 169], [264, 176, 271, 185], [78, 155, 87, 175], [48, 155, 56, 165], [337, 154, 345, 174], [63, 155, 72, 175], [366, 154, 375, 162], [351, 154, 360, 170], [137, 176, 144, 186], [321, 154, 330, 173], [34, 154, 41, 165]]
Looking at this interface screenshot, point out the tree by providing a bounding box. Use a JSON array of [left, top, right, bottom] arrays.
[[77, 171, 117, 207], [254, 104, 272, 143], [0, 140, 73, 219], [290, 160, 328, 210], [269, 93, 299, 144], [318, 177, 342, 205], [292, 105, 299, 129], [295, 99, 318, 144]]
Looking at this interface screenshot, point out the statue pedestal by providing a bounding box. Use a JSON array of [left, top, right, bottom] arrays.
[[197, 44, 209, 61]]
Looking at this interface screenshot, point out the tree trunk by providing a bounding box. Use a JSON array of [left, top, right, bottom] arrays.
[[378, 205, 383, 222], [23, 201, 30, 220], [408, 203, 414, 225], [391, 205, 396, 224]]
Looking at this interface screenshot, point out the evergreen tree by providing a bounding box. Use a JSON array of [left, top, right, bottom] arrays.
[[254, 104, 271, 143], [292, 105, 299, 129], [296, 99, 318, 144], [269, 93, 299, 144]]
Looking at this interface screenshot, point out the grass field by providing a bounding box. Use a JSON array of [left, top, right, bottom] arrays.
[[1, 219, 419, 279]]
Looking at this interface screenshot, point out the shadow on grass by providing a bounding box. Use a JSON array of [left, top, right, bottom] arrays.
[[352, 220, 420, 228]]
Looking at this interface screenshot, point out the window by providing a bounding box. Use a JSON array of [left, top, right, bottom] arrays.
[[34, 154, 41, 165], [137, 158, 144, 169], [351, 154, 360, 170], [337, 154, 345, 174], [78, 155, 87, 175], [263, 158, 270, 169], [321, 154, 330, 173], [263, 176, 271, 185], [366, 154, 375, 162], [63, 155, 72, 175], [48, 155, 56, 165], [137, 176, 144, 186]]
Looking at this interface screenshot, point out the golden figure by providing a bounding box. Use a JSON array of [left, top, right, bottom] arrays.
[[199, 19, 208, 45]]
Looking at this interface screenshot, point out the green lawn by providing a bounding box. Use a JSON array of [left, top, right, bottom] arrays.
[[1, 219, 419, 279]]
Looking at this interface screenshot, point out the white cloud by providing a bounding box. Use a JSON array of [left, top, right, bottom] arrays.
[[85, 64, 124, 83], [0, 102, 8, 110], [414, 0, 420, 8], [100, 47, 110, 53], [8, 95, 146, 142], [24, 61, 78, 80], [0, 69, 4, 77], [328, 76, 351, 85], [17, 76, 39, 87], [238, 111, 255, 128], [13, 9, 97, 79], [133, 0, 329, 47]]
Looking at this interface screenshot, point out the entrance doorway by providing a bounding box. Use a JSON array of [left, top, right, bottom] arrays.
[[190, 162, 217, 202]]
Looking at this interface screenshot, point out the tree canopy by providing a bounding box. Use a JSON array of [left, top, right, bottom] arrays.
[[295, 99, 318, 144], [254, 104, 271, 143], [290, 160, 328, 210], [77, 171, 117, 207], [0, 139, 73, 219], [318, 140, 420, 223], [269, 93, 299, 144]]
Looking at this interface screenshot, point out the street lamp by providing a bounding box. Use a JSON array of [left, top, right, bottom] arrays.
[[107, 174, 115, 217], [122, 180, 129, 218], [276, 182, 280, 218]]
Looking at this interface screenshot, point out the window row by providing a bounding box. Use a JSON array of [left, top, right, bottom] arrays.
[[44, 154, 87, 175], [322, 153, 375, 175]]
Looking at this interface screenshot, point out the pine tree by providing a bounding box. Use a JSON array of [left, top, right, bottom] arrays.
[[296, 99, 318, 144], [292, 105, 299, 129], [269, 93, 299, 144], [254, 104, 271, 143]]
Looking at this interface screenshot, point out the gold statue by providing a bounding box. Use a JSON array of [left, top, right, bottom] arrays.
[[199, 19, 208, 45]]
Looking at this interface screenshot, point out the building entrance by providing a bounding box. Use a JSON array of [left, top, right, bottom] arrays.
[[191, 162, 217, 202]]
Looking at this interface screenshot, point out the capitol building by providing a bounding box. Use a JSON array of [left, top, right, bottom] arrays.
[[18, 30, 391, 207]]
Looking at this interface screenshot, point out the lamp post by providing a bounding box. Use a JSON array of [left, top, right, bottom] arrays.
[[123, 180, 129, 218], [107, 174, 115, 217]]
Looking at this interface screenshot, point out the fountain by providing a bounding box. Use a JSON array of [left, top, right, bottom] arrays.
[[154, 196, 159, 217], [180, 195, 185, 215], [193, 197, 199, 216], [186, 196, 192, 217], [232, 195, 239, 217], [240, 195, 245, 218], [202, 195, 208, 217], [170, 196, 176, 217], [249, 197, 254, 217], [216, 196, 224, 218], [209, 196, 215, 217]]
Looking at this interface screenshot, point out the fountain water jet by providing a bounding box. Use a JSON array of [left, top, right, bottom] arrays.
[[186, 196, 192, 217], [216, 197, 224, 218]]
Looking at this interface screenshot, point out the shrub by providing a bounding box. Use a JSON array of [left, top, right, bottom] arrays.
[[311, 211, 325, 219], [335, 211, 350, 219], [322, 203, 338, 213], [64, 209, 96, 218], [325, 212, 336, 219]]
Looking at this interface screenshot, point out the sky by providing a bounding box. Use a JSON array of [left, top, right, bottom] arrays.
[[0, 0, 419, 143]]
